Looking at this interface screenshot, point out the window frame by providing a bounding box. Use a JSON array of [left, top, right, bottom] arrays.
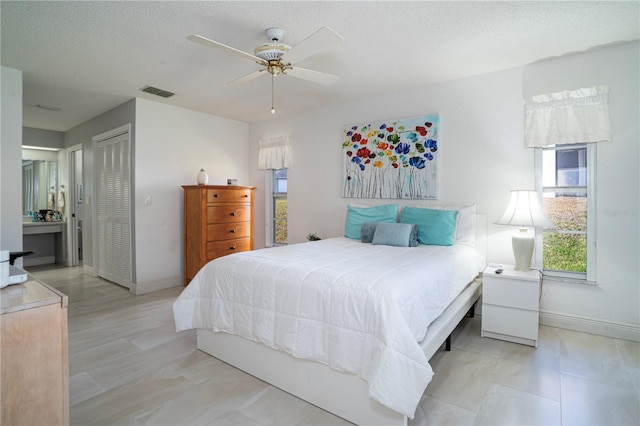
[[534, 143, 597, 282], [265, 168, 287, 247]]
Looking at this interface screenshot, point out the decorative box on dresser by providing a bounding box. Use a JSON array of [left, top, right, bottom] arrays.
[[481, 264, 541, 348], [183, 185, 256, 286], [1, 275, 69, 426]]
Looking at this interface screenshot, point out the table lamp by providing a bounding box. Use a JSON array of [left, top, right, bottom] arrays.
[[495, 190, 554, 271]]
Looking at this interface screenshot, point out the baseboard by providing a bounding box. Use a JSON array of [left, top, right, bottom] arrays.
[[539, 310, 640, 343], [133, 276, 182, 295], [23, 256, 55, 266]]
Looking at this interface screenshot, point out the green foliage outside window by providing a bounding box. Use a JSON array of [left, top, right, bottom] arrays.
[[275, 198, 287, 244], [542, 196, 587, 273], [543, 233, 587, 273]]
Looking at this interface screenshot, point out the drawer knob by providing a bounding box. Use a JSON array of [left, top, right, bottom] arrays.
[[242, 194, 249, 198], [214, 194, 219, 198], [230, 229, 236, 233], [230, 211, 236, 217], [230, 246, 236, 250]]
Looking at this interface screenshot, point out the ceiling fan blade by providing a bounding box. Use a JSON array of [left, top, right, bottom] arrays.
[[187, 34, 268, 65], [228, 69, 266, 86], [280, 27, 343, 64], [286, 66, 339, 85]]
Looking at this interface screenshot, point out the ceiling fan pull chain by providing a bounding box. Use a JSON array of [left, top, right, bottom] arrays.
[[271, 74, 276, 115]]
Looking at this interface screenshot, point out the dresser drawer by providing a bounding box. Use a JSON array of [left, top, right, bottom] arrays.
[[483, 275, 539, 311], [206, 238, 251, 259], [207, 188, 252, 203], [207, 205, 251, 223], [482, 304, 539, 341], [207, 222, 251, 241]]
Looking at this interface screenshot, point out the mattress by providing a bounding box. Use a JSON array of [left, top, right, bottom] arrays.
[[173, 237, 484, 417]]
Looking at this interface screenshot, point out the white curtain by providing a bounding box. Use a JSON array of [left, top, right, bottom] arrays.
[[258, 135, 291, 170], [524, 85, 610, 148]]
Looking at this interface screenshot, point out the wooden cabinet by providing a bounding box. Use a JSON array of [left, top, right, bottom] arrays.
[[1, 276, 69, 425], [481, 265, 541, 348], [183, 185, 256, 286]]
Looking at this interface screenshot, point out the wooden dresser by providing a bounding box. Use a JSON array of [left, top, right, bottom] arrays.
[[182, 185, 256, 286], [1, 275, 69, 426]]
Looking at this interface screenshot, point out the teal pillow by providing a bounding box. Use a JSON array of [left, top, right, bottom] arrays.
[[344, 204, 398, 240], [400, 207, 458, 246], [372, 222, 419, 247]]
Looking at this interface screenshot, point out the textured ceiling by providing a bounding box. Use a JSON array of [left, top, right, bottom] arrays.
[[1, 1, 638, 132]]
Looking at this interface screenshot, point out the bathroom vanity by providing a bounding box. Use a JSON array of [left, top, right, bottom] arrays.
[[22, 221, 67, 266]]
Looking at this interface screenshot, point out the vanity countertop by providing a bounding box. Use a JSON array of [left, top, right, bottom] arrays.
[[23, 221, 66, 235], [23, 221, 65, 226]]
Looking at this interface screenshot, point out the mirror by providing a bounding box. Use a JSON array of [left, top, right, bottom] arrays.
[[22, 159, 58, 216]]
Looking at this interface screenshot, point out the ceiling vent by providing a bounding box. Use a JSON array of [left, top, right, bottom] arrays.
[[140, 85, 175, 98]]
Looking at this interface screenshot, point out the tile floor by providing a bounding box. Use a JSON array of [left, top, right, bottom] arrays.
[[27, 265, 640, 425]]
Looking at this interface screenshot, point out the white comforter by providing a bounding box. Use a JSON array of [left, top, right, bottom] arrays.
[[173, 237, 484, 418]]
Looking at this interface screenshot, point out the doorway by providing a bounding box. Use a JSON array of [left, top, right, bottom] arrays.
[[68, 145, 83, 266]]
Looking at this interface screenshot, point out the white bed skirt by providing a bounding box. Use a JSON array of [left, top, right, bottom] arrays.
[[196, 276, 482, 425]]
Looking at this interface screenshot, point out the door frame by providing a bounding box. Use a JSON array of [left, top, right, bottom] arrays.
[[67, 143, 82, 267]]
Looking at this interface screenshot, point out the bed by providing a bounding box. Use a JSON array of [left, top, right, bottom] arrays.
[[173, 207, 486, 425]]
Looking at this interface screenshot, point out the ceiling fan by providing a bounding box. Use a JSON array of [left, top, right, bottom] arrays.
[[187, 26, 343, 114]]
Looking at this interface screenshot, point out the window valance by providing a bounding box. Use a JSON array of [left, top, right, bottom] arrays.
[[258, 136, 291, 170], [524, 85, 610, 148]]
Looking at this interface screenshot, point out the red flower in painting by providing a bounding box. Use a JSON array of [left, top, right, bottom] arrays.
[[391, 163, 399, 169], [425, 122, 432, 128], [415, 126, 427, 136], [346, 151, 353, 157], [351, 133, 362, 143], [386, 127, 394, 132], [357, 147, 371, 158]]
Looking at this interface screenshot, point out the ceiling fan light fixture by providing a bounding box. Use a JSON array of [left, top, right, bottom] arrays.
[[254, 43, 290, 61]]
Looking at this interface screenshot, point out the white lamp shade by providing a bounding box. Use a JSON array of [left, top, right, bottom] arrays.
[[495, 190, 554, 228], [495, 190, 554, 271]]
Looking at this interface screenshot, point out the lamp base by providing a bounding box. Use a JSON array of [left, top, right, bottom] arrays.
[[512, 228, 535, 272]]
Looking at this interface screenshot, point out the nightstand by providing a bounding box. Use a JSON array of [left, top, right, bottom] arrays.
[[481, 265, 541, 348]]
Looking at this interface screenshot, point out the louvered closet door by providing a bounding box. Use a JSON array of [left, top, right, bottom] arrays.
[[96, 132, 133, 289]]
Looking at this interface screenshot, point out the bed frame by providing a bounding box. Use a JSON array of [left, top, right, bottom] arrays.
[[197, 215, 486, 425]]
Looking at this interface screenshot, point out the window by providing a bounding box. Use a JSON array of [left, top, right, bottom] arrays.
[[536, 144, 596, 280], [272, 168, 287, 245]]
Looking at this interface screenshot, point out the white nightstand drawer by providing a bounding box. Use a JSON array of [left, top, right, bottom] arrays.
[[482, 304, 539, 340], [483, 275, 539, 311]]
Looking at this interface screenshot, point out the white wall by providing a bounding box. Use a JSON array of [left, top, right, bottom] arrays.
[[0, 66, 23, 262], [250, 66, 527, 260], [249, 42, 639, 339], [523, 42, 639, 336], [64, 99, 136, 273], [23, 127, 64, 149], [134, 98, 250, 294]]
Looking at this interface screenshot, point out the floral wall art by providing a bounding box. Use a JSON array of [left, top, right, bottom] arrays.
[[342, 114, 439, 199]]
